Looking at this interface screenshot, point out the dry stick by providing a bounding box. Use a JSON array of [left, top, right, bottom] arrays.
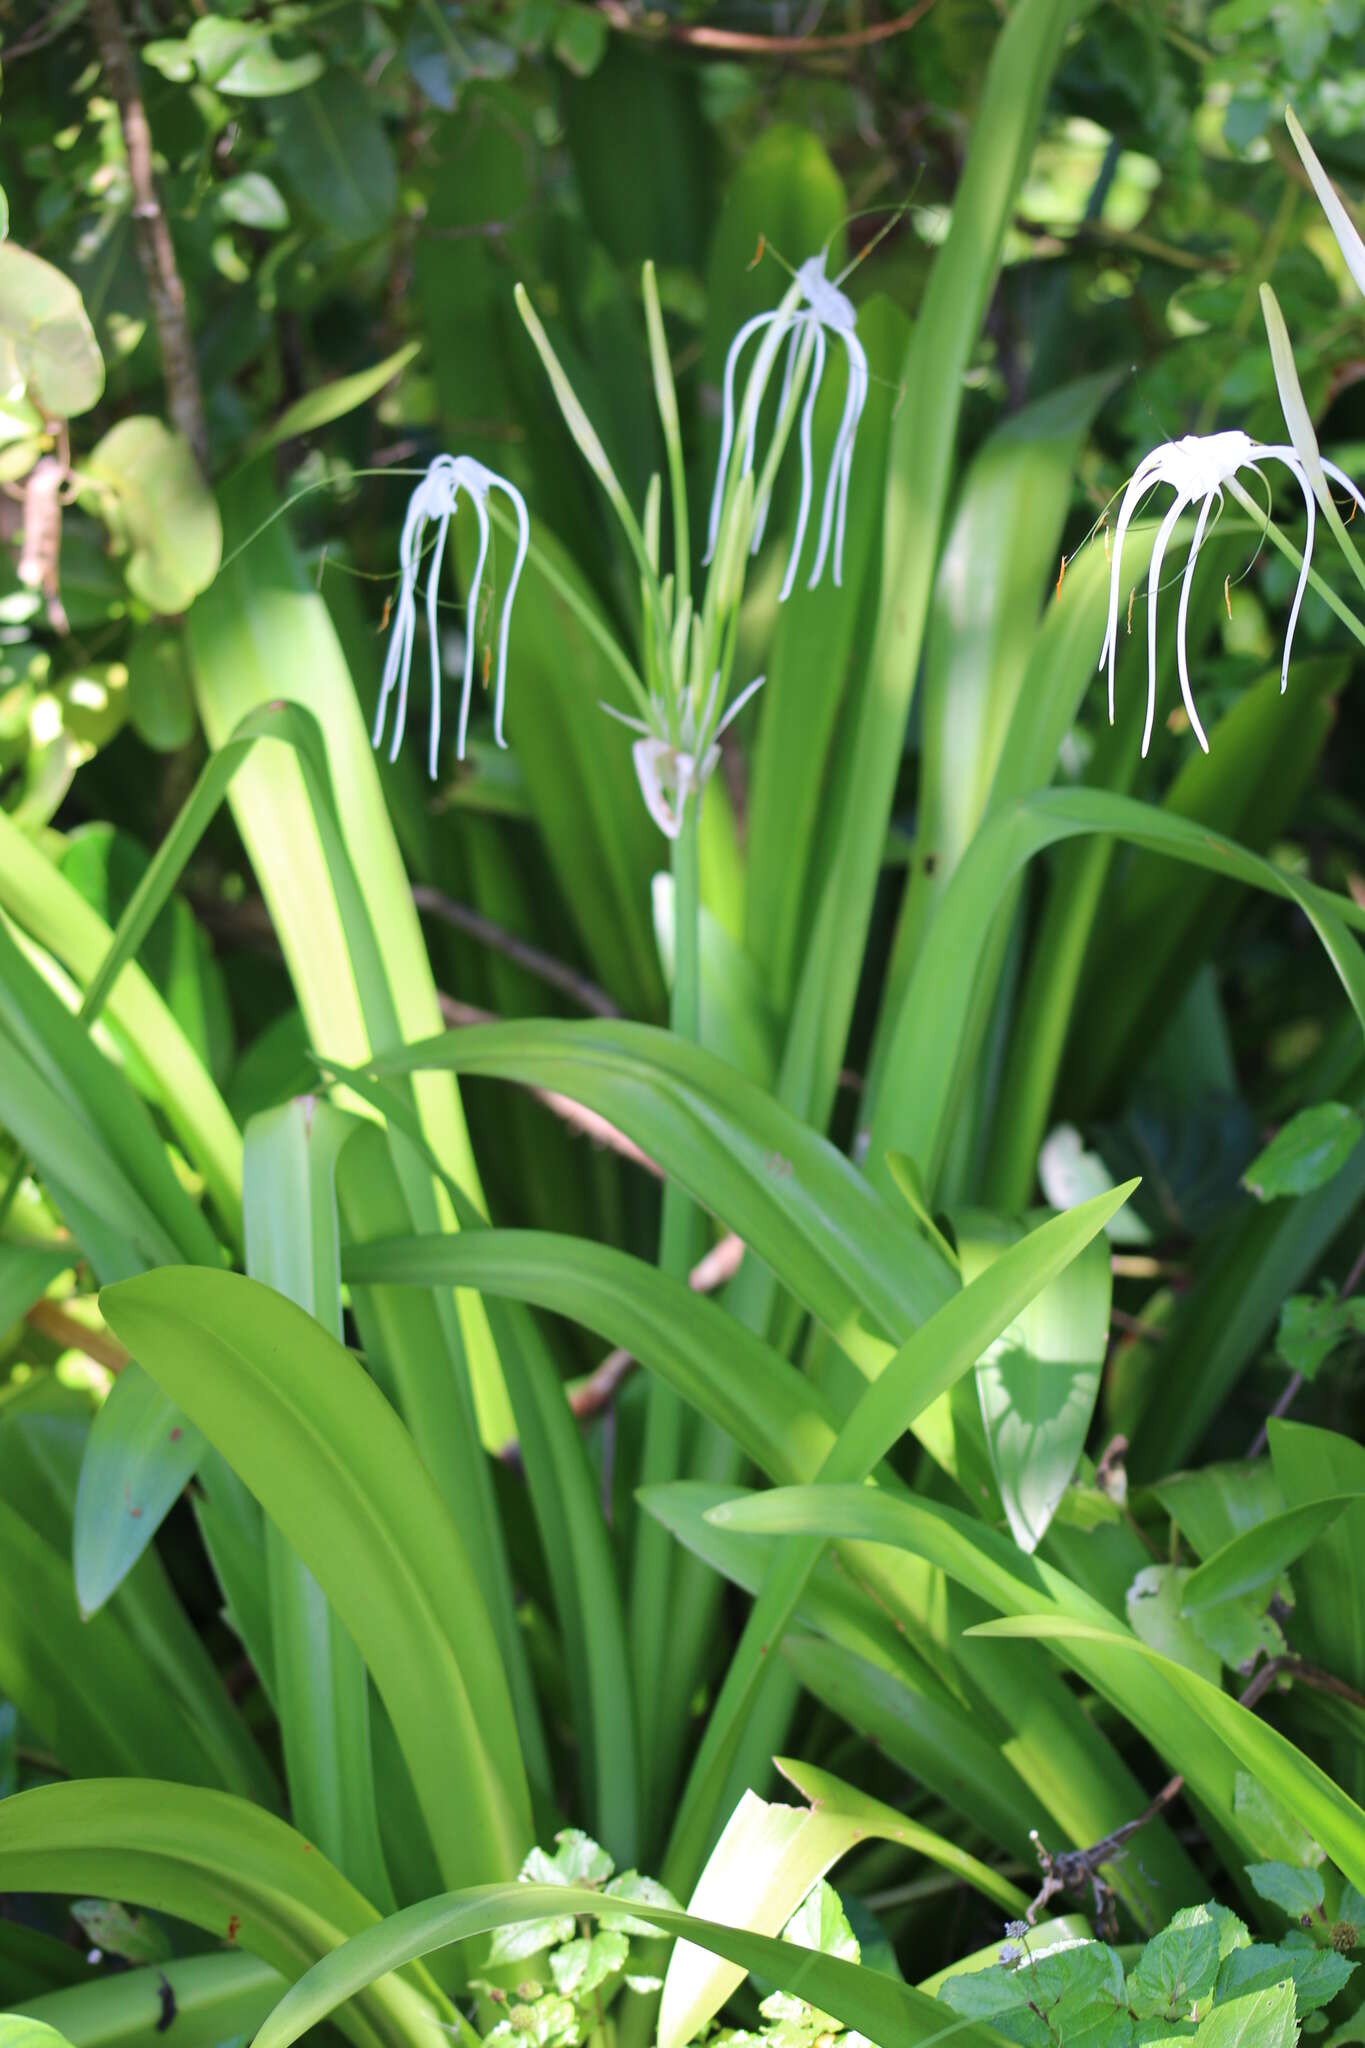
[[1028, 1655, 1365, 1931], [414, 884, 620, 1018], [595, 0, 937, 55], [24, 1299, 130, 1374], [87, 0, 208, 472]]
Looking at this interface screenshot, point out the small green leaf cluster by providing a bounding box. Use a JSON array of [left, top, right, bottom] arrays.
[[472, 1831, 679, 2048], [938, 1888, 1362, 2048]]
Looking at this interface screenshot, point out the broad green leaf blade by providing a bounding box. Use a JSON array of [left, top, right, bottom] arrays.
[[244, 1099, 394, 1910], [72, 1366, 205, 1617], [251, 1880, 1010, 2048], [1243, 1104, 1364, 1201], [339, 1220, 1196, 1919], [658, 1790, 869, 2048], [0, 242, 104, 416], [642, 1482, 1044, 1861], [662, 1183, 1136, 1891], [707, 1485, 1267, 1890], [959, 1214, 1108, 1553], [0, 1243, 75, 1334], [189, 468, 512, 1448], [0, 1779, 448, 2048], [99, 1266, 532, 1886], [872, 371, 1115, 1069], [964, 1613, 1365, 1894], [333, 1122, 553, 1819], [249, 342, 420, 459], [0, 806, 241, 1244], [775, 0, 1092, 1139], [86, 417, 221, 613], [341, 1224, 841, 1487], [0, 911, 219, 1271], [772, 1759, 1029, 1916], [1, 1392, 276, 1804], [0, 1488, 234, 1787], [870, 785, 1365, 1199], [1181, 1497, 1361, 1613], [12, 1951, 284, 2048], [360, 1018, 957, 1339]]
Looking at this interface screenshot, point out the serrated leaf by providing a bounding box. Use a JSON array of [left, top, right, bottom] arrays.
[[1192, 1977, 1296, 2048], [1131, 1918, 1221, 2021], [1220, 1941, 1354, 2017], [1243, 1105, 1363, 1202], [1248, 1862, 1327, 1920], [1277, 1294, 1365, 1379]]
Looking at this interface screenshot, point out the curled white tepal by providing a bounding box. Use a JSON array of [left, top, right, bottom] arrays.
[[1099, 429, 1363, 756], [705, 250, 869, 602], [373, 453, 529, 779]]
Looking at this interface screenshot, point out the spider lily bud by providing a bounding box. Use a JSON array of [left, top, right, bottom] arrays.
[[1098, 430, 1362, 756], [606, 670, 767, 840], [374, 453, 529, 779], [706, 250, 869, 600]]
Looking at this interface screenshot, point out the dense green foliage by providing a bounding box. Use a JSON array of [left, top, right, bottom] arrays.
[[4, 3, 1365, 2048]]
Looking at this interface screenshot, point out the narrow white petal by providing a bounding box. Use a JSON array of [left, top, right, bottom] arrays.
[[778, 323, 827, 602], [425, 504, 461, 779], [1144, 491, 1190, 756], [808, 328, 868, 588], [453, 491, 489, 769], [632, 737, 683, 839], [1101, 457, 1166, 725], [751, 323, 805, 554], [1269, 451, 1318, 692], [490, 479, 530, 749], [1175, 491, 1216, 753]]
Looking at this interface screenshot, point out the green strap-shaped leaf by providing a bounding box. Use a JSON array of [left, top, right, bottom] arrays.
[[0, 1779, 448, 2048], [251, 1880, 1010, 2048], [99, 1266, 533, 1888], [244, 1100, 394, 1911], [360, 1017, 956, 1340]]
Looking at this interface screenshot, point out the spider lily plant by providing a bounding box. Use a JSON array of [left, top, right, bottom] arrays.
[[513, 253, 865, 838]]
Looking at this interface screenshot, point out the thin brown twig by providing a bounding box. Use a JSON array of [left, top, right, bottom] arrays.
[[595, 0, 937, 56], [25, 1299, 130, 1374], [1027, 1655, 1365, 1932], [86, 0, 208, 470], [414, 884, 620, 1018]]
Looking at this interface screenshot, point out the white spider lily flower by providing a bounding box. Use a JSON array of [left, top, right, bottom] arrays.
[[705, 252, 869, 601], [606, 671, 766, 839], [373, 453, 529, 779], [1099, 429, 1364, 756]]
